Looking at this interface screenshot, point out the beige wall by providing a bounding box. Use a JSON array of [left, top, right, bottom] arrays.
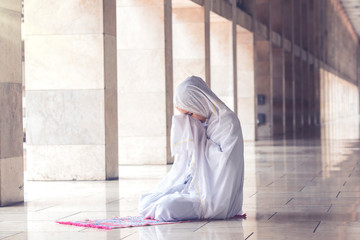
[[0, 0, 24, 206]]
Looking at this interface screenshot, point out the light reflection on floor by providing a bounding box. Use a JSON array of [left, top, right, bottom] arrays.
[[1, 133, 360, 239]]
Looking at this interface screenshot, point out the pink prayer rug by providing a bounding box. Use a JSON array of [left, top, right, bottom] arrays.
[[56, 214, 246, 230], [56, 216, 180, 230]]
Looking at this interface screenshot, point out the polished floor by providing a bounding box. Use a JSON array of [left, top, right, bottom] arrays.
[[1, 138, 360, 239]]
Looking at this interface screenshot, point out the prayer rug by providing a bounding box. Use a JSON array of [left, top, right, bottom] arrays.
[[56, 216, 188, 230], [56, 214, 246, 230]]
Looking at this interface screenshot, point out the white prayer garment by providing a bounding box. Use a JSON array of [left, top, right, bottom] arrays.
[[139, 76, 244, 221]]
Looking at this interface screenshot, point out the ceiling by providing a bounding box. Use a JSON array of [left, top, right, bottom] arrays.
[[339, 0, 360, 39], [175, 0, 360, 41]]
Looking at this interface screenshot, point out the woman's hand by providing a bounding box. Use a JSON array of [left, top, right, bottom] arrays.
[[176, 107, 206, 123]]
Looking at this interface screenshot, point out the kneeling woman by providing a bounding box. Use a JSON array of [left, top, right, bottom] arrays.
[[139, 76, 244, 221]]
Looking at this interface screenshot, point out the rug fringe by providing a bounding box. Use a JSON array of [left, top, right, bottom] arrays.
[[233, 213, 247, 219], [56, 221, 113, 230]]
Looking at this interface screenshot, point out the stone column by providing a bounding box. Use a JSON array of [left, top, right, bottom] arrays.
[[284, 52, 294, 136], [172, 1, 205, 92], [210, 12, 234, 110], [232, 0, 238, 115], [358, 46, 360, 116], [236, 26, 255, 140], [307, 0, 315, 126], [308, 64, 315, 126], [270, 0, 284, 137], [313, 0, 320, 126], [301, 59, 309, 128], [0, 0, 24, 206], [255, 39, 271, 139], [314, 63, 321, 126], [254, 0, 272, 139], [271, 47, 284, 136], [25, 0, 118, 180], [316, 1, 324, 127], [301, 0, 310, 128], [292, 0, 302, 132], [204, 0, 211, 86], [282, 0, 294, 136], [320, 66, 326, 138], [165, 0, 173, 164], [294, 56, 302, 131], [117, 0, 168, 165]]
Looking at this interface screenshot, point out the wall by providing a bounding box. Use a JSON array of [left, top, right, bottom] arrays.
[[0, 0, 24, 206]]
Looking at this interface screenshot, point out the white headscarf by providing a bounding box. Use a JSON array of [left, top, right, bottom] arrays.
[[174, 76, 242, 155], [174, 76, 222, 119]]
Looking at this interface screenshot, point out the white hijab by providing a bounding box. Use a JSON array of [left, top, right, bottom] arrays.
[[174, 75, 220, 119], [174, 76, 243, 157]]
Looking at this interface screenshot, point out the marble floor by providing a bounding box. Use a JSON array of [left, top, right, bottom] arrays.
[[1, 138, 360, 239]]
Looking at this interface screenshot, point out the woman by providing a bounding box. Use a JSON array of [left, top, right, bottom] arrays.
[[139, 76, 244, 221]]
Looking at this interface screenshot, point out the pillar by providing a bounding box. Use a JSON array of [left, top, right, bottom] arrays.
[[301, 0, 310, 128], [25, 0, 118, 180], [210, 12, 234, 110], [172, 1, 205, 92], [314, 63, 321, 126], [254, 0, 273, 139], [358, 46, 360, 116], [307, 0, 315, 126], [320, 66, 326, 138], [232, 0, 238, 115], [302, 60, 309, 128], [254, 0, 271, 139], [254, 39, 272, 139], [0, 0, 24, 206], [204, 0, 211, 86], [236, 26, 255, 140], [117, 0, 169, 164], [282, 0, 294, 136], [270, 0, 284, 137], [294, 56, 302, 131], [284, 52, 294, 136], [293, 0, 302, 132], [309, 64, 315, 126], [313, 0, 321, 126], [165, 0, 173, 164], [271, 47, 284, 136]]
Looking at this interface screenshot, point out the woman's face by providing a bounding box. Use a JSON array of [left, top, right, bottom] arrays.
[[176, 107, 206, 123]]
